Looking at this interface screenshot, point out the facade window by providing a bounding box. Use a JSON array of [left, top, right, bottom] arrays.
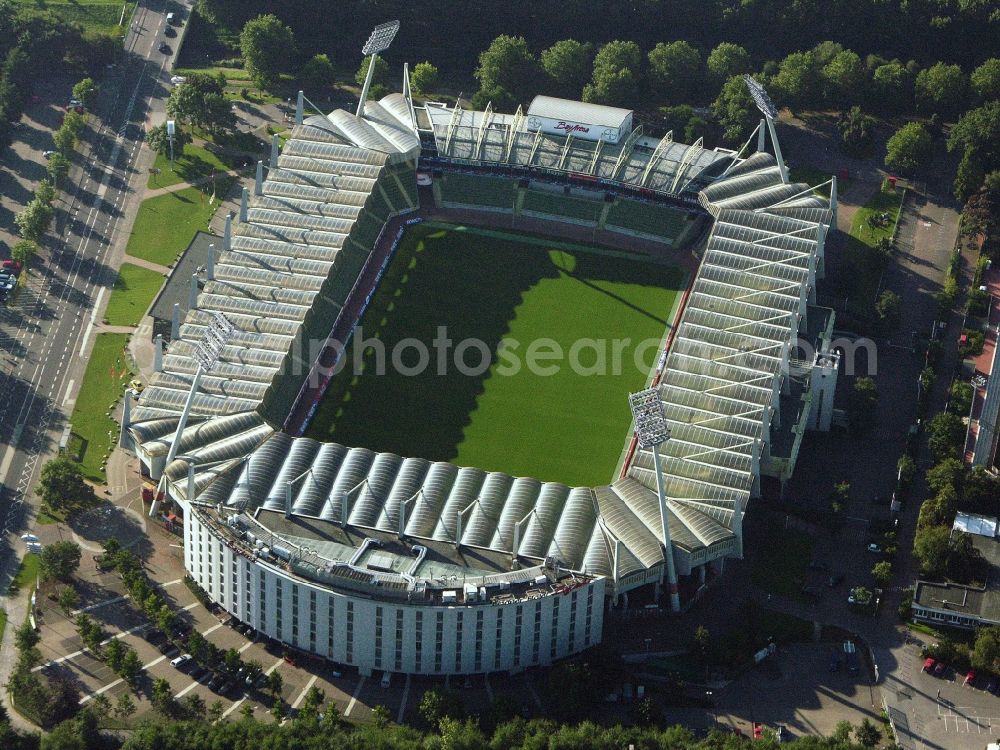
[[474, 610, 484, 672], [259, 576, 266, 629], [585, 586, 594, 645], [434, 612, 444, 673], [276, 581, 284, 639], [532, 602, 542, 662], [550, 596, 560, 659], [394, 610, 404, 671], [346, 601, 354, 663], [375, 606, 384, 667], [415, 611, 423, 672], [328, 599, 335, 657], [309, 590, 317, 649], [514, 605, 523, 666], [494, 608, 503, 669], [454, 611, 464, 672], [292, 586, 299, 644], [569, 590, 578, 647]]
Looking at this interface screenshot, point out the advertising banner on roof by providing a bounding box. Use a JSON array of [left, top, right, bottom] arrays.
[[526, 115, 628, 145]]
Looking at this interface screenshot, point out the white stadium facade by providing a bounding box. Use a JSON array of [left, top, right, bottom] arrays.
[[123, 46, 841, 677]]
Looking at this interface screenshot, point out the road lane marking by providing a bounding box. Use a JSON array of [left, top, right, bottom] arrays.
[[291, 674, 318, 710], [71, 595, 127, 615]]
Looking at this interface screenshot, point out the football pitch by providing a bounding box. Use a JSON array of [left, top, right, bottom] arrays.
[[305, 222, 686, 487]]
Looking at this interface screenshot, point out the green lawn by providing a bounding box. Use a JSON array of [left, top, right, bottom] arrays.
[[7, 553, 40, 596], [306, 223, 685, 486], [104, 263, 165, 327], [147, 142, 237, 189], [0, 608, 6, 643], [12, 0, 135, 34], [832, 181, 905, 323], [125, 180, 231, 267], [750, 525, 815, 600], [69, 333, 134, 481]]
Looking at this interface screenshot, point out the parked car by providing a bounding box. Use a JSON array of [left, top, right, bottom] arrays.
[[158, 642, 179, 657], [776, 725, 790, 742], [933, 661, 947, 677], [965, 670, 976, 686], [752, 722, 763, 740], [867, 543, 882, 553], [158, 42, 171, 54], [3, 259, 23, 273], [42, 150, 56, 159], [170, 75, 187, 85], [144, 629, 165, 645], [170, 654, 192, 668], [164, 26, 176, 37], [129, 378, 145, 393], [829, 649, 841, 673], [20, 533, 38, 542], [923, 657, 936, 673]]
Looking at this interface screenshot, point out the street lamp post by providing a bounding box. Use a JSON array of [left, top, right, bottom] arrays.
[[166, 119, 176, 165], [628, 387, 680, 612]]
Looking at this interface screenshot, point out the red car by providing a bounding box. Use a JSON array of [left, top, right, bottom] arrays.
[[923, 657, 936, 672], [965, 670, 976, 686], [1, 259, 21, 273], [752, 722, 764, 740]]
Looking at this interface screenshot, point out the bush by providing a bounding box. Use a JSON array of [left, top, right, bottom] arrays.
[[959, 329, 985, 357]]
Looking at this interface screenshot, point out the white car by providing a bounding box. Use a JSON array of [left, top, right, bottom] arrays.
[[170, 75, 186, 85], [42, 150, 56, 159], [26, 542, 43, 554], [21, 533, 39, 542], [170, 654, 192, 668]]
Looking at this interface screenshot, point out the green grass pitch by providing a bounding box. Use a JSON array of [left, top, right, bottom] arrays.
[[305, 223, 685, 487]]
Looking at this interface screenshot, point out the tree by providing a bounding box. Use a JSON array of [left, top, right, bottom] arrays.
[[57, 586, 80, 614], [104, 638, 125, 672], [822, 50, 865, 108], [871, 561, 892, 586], [712, 74, 757, 145], [474, 35, 539, 110], [848, 376, 878, 435], [299, 54, 335, 95], [971, 58, 1000, 103], [72, 78, 97, 110], [10, 239, 36, 267], [52, 125, 76, 155], [855, 718, 881, 747], [151, 677, 175, 716], [838, 105, 876, 156], [240, 14, 294, 89], [186, 631, 209, 663], [885, 122, 933, 176], [706, 43, 750, 87], [47, 151, 69, 187], [355, 54, 389, 97], [40, 541, 82, 582], [647, 41, 703, 105], [409, 61, 439, 98], [772, 50, 821, 110], [208, 699, 224, 723], [926, 457, 964, 495], [243, 659, 263, 686], [14, 197, 54, 243], [36, 456, 94, 513], [144, 122, 191, 159], [120, 647, 142, 685], [114, 691, 136, 721], [14, 620, 39, 652], [871, 61, 914, 115], [973, 626, 1000, 672], [183, 693, 207, 721], [690, 625, 711, 667], [927, 411, 966, 462], [36, 179, 55, 207], [267, 669, 283, 697], [583, 40, 642, 107], [271, 700, 285, 723], [540, 40, 591, 99], [915, 63, 967, 117], [914, 524, 951, 577], [949, 102, 1000, 201], [166, 74, 234, 133], [223, 647, 241, 675], [875, 289, 901, 330]]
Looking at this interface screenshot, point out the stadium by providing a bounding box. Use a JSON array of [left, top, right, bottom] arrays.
[[123, 33, 840, 678]]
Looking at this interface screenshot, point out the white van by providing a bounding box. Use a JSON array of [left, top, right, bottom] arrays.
[[380, 671, 391, 688], [166, 12, 175, 24]]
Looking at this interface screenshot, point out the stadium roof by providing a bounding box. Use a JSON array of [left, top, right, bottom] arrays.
[[128, 92, 834, 592], [423, 101, 730, 197], [527, 95, 632, 128]]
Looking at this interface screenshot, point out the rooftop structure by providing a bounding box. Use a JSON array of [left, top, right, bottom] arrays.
[[913, 529, 1000, 630]]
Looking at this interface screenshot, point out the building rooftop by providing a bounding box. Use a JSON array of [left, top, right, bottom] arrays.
[[914, 533, 1000, 625], [527, 95, 633, 128]]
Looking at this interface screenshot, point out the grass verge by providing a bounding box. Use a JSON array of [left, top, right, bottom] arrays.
[[68, 333, 133, 481], [12, 0, 136, 35], [306, 222, 685, 486], [125, 180, 231, 267], [0, 608, 6, 642], [147, 141, 237, 190], [7, 553, 40, 596], [104, 263, 164, 327]]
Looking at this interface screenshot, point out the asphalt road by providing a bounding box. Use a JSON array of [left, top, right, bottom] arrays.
[[0, 0, 191, 717]]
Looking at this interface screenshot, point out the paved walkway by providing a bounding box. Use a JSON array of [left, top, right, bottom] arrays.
[[143, 166, 243, 200], [119, 255, 170, 274]]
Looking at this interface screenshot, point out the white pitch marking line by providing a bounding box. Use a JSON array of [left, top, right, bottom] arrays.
[[291, 674, 318, 710]]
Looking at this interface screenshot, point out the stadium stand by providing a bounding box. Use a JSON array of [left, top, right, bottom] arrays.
[[521, 189, 603, 225], [605, 199, 689, 239], [438, 172, 516, 210]]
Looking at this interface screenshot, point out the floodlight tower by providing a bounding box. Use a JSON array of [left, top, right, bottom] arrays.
[[151, 311, 236, 516], [628, 387, 680, 612], [743, 74, 788, 184], [356, 20, 400, 117]]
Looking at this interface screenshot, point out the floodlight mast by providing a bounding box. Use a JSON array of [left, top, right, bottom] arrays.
[[743, 75, 788, 184], [152, 312, 236, 516], [356, 20, 400, 117], [628, 388, 680, 613]]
